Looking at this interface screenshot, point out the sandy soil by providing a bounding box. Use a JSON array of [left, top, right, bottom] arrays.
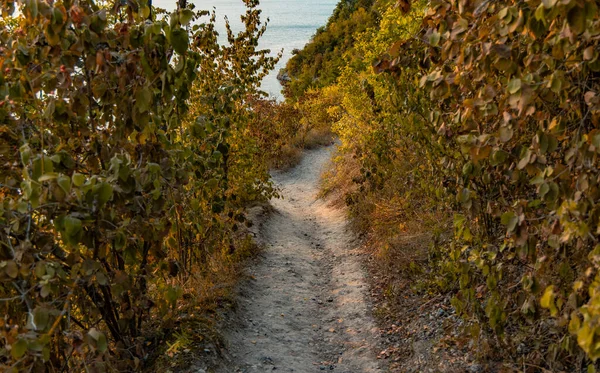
[[217, 145, 383, 373]]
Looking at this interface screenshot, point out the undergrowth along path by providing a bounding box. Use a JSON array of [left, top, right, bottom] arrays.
[[219, 145, 383, 373]]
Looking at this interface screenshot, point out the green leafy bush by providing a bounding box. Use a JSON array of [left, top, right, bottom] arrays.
[[374, 0, 600, 368], [287, 0, 600, 368], [281, 0, 378, 100], [0, 0, 276, 371]]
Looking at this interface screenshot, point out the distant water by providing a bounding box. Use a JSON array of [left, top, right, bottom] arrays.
[[152, 0, 339, 100]]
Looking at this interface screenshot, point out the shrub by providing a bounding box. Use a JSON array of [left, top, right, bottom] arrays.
[[0, 0, 276, 371]]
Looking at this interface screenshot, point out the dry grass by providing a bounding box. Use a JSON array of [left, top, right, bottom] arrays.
[[303, 127, 335, 149], [319, 148, 478, 371], [268, 143, 303, 170], [148, 234, 260, 372], [269, 127, 335, 170], [319, 150, 361, 204]]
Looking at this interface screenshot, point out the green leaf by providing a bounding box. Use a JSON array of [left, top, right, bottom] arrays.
[[57, 174, 71, 194], [92, 79, 108, 99], [43, 156, 54, 174], [458, 188, 470, 203], [115, 231, 127, 250], [549, 73, 562, 93], [28, 340, 44, 352], [17, 201, 28, 213], [88, 328, 108, 353], [72, 173, 86, 187], [534, 4, 546, 21], [495, 58, 512, 71], [539, 183, 550, 198], [507, 78, 521, 94], [207, 178, 219, 190], [530, 175, 544, 185], [39, 172, 58, 181], [528, 199, 542, 208], [462, 162, 474, 176], [25, 0, 38, 19], [94, 182, 113, 207], [592, 133, 600, 149], [541, 0, 557, 9], [501, 211, 519, 232], [540, 285, 557, 316], [88, 328, 102, 341], [490, 150, 508, 166], [544, 182, 559, 203], [64, 216, 82, 237], [569, 312, 581, 334], [43, 98, 56, 119], [96, 271, 108, 286], [5, 261, 18, 279], [578, 323, 594, 353], [539, 133, 549, 153], [547, 135, 558, 153], [34, 307, 50, 331], [34, 262, 46, 278], [171, 28, 189, 55], [135, 87, 152, 114], [499, 127, 513, 142], [141, 5, 151, 19], [454, 214, 466, 228], [20, 144, 31, 166], [148, 163, 161, 174], [428, 31, 440, 47], [498, 7, 508, 19], [462, 227, 473, 241], [40, 284, 51, 298], [11, 339, 28, 360], [179, 9, 194, 25], [567, 6, 586, 34], [166, 287, 179, 302], [517, 149, 531, 169]]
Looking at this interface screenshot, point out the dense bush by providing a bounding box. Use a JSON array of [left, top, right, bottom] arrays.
[[281, 0, 378, 100], [246, 96, 303, 168], [247, 86, 340, 169], [408, 0, 600, 367], [0, 0, 276, 371], [287, 0, 600, 369], [325, 0, 445, 243]]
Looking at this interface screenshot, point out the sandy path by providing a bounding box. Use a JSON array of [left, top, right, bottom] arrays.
[[217, 146, 383, 373]]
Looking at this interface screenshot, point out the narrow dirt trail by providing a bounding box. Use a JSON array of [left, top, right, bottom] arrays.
[[218, 146, 383, 373]]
